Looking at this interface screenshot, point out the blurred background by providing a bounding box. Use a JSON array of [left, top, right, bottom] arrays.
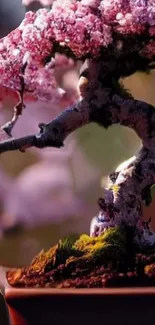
[[0, 0, 154, 267]]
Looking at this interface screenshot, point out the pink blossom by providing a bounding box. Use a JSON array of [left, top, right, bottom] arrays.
[[140, 40, 155, 59], [0, 0, 155, 104]]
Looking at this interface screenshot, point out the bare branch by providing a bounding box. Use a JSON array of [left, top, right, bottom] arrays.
[[0, 98, 90, 153], [1, 62, 27, 136]]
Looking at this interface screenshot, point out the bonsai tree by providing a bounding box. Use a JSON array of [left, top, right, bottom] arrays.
[[2, 1, 155, 288]]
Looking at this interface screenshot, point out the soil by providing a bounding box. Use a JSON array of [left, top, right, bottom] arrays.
[[6, 227, 155, 288]]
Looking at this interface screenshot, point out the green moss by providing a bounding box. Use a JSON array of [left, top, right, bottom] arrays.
[[102, 227, 127, 249], [54, 234, 82, 266], [58, 234, 79, 252], [28, 234, 82, 275], [73, 234, 98, 252], [24, 227, 129, 277], [28, 245, 58, 275], [91, 243, 125, 265], [71, 227, 128, 267], [74, 227, 127, 253]]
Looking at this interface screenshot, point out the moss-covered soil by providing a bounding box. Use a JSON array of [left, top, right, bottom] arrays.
[[6, 227, 155, 288]]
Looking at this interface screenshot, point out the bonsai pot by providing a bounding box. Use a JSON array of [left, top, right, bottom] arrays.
[[3, 226, 155, 325], [4, 287, 155, 325], [3, 227, 155, 325]]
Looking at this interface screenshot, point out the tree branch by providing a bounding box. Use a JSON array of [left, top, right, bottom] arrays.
[[87, 64, 155, 245], [0, 98, 90, 153], [0, 59, 155, 246]]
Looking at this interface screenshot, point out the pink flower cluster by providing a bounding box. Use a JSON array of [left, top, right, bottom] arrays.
[[0, 0, 155, 102], [23, 53, 75, 102]]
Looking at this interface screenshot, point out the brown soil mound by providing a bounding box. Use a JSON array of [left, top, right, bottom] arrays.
[[6, 227, 155, 288]]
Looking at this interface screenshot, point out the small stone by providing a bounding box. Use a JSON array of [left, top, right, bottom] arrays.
[[62, 281, 71, 288], [45, 282, 52, 288], [35, 283, 41, 288]]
